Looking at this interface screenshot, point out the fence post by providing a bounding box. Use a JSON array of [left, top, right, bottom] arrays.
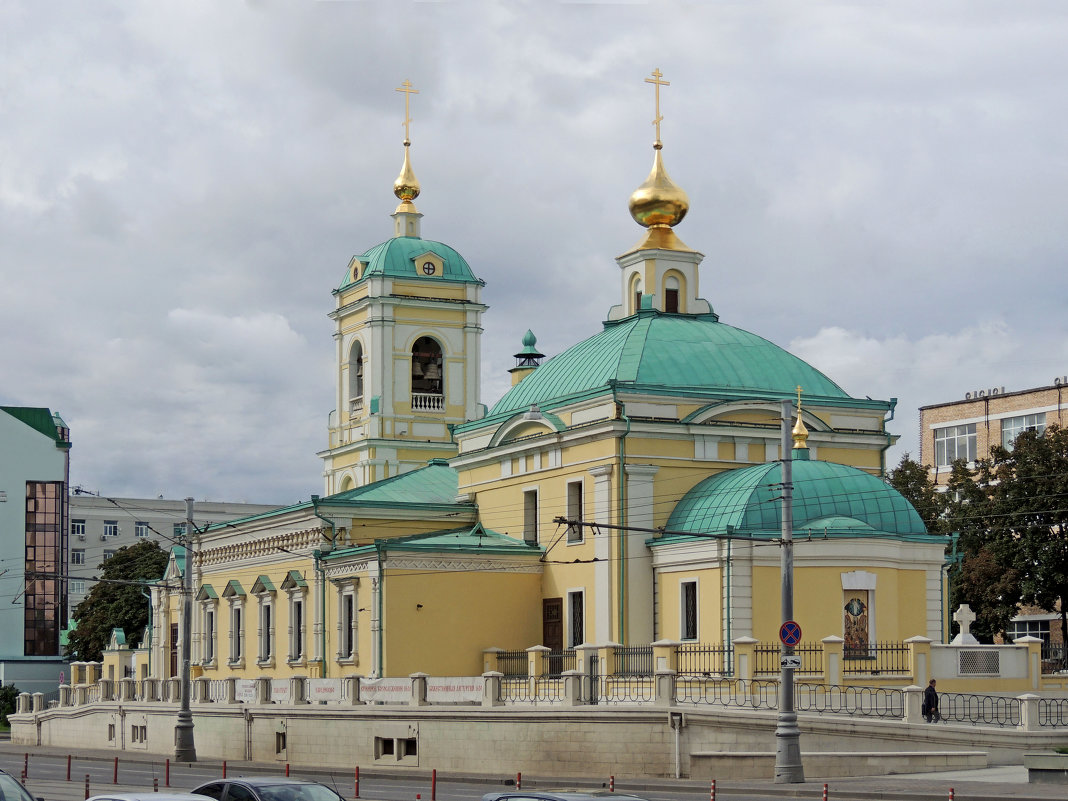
[[16, 693, 32, 714], [732, 637, 758, 682], [225, 678, 238, 704], [562, 669, 584, 706], [59, 685, 72, 707], [255, 677, 271, 705], [31, 693, 45, 713], [902, 685, 923, 724], [654, 669, 677, 707], [482, 647, 503, 675], [822, 636, 844, 685], [289, 676, 307, 704], [651, 640, 679, 673], [527, 645, 549, 678], [482, 672, 504, 707], [345, 675, 364, 706], [598, 642, 620, 678], [1012, 636, 1043, 691], [410, 673, 430, 707], [905, 636, 933, 688], [1017, 693, 1040, 731]]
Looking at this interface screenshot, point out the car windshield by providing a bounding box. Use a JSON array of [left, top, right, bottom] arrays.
[[0, 773, 35, 801], [255, 785, 341, 801]]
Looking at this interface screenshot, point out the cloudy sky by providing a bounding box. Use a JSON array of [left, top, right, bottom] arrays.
[[3, 1, 1067, 505]]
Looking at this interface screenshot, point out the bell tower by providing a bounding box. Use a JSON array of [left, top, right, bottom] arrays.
[[319, 82, 486, 495]]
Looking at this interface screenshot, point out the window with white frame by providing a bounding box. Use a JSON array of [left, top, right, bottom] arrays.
[[70, 579, 86, 594], [71, 549, 85, 566], [173, 523, 186, 538], [204, 606, 216, 663], [135, 521, 149, 538], [196, 585, 218, 666], [103, 520, 119, 537], [566, 481, 584, 543], [567, 590, 585, 648], [103, 550, 115, 561], [681, 580, 698, 641], [223, 581, 246, 665], [523, 489, 539, 544], [336, 580, 358, 662], [1001, 413, 1046, 450], [71, 519, 85, 539], [281, 570, 308, 663], [934, 423, 977, 466], [253, 579, 275, 665]]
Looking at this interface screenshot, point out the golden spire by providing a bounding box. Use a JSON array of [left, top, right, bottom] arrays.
[[393, 80, 421, 213], [627, 68, 691, 253], [792, 385, 810, 449]]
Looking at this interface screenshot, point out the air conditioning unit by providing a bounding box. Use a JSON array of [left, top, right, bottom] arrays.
[[76, 534, 85, 540], [101, 534, 109, 541]]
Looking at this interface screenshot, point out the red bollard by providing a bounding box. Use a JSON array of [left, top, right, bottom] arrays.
[[432, 768, 437, 801], [223, 761, 227, 779], [354, 766, 360, 799], [949, 790, 955, 801], [822, 784, 828, 801], [165, 758, 170, 787], [609, 776, 614, 793], [20, 771, 26, 784], [114, 756, 119, 784], [710, 779, 716, 801], [84, 775, 91, 800], [517, 773, 522, 791], [154, 778, 159, 793], [67, 754, 72, 782], [286, 764, 290, 777]]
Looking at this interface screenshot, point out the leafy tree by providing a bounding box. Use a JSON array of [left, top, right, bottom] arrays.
[[0, 684, 19, 727], [887, 453, 948, 534], [65, 540, 169, 662], [984, 424, 1068, 665]]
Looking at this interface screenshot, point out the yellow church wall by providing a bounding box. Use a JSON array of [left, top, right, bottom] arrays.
[[816, 447, 881, 471], [657, 568, 724, 643], [382, 568, 541, 676], [389, 281, 470, 302]]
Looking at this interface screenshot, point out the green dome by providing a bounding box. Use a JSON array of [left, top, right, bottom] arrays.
[[663, 459, 929, 542], [339, 236, 482, 288], [490, 310, 851, 416]]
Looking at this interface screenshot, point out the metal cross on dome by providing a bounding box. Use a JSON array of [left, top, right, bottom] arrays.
[[396, 79, 419, 144], [645, 68, 670, 146]]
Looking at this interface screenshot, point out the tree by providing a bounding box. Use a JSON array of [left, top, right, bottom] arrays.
[[985, 424, 1068, 665], [0, 684, 18, 727], [887, 453, 948, 534], [65, 540, 169, 662]]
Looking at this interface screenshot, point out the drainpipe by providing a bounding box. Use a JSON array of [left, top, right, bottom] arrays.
[[374, 540, 385, 677], [613, 390, 631, 644], [879, 398, 898, 477], [724, 527, 733, 649]]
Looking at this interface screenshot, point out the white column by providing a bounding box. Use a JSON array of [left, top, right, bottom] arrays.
[[589, 465, 614, 644], [625, 464, 659, 644]]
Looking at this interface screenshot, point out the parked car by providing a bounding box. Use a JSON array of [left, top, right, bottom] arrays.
[[192, 778, 346, 801], [0, 769, 40, 801], [88, 795, 215, 801], [483, 793, 650, 801]]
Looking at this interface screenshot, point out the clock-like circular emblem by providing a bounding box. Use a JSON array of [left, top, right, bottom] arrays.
[[422, 262, 436, 275]]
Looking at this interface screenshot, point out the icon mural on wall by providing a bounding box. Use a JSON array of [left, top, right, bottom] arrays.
[[844, 594, 869, 657]]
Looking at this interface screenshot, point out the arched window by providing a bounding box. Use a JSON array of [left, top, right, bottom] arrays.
[[631, 274, 643, 315], [664, 275, 680, 313], [348, 341, 364, 415], [412, 336, 443, 411]]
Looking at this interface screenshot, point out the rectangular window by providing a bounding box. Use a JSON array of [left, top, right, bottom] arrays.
[[71, 549, 85, 566], [103, 550, 115, 561], [934, 423, 977, 466], [71, 519, 85, 538], [665, 287, 680, 313], [566, 481, 584, 544], [173, 523, 187, 538], [681, 580, 698, 640], [25, 481, 65, 656], [70, 579, 86, 594], [567, 590, 584, 648], [341, 593, 355, 658], [260, 602, 273, 661], [231, 606, 243, 661], [523, 489, 539, 545], [291, 598, 304, 660], [103, 520, 119, 537], [205, 607, 216, 663], [135, 521, 150, 538], [1002, 413, 1046, 450]]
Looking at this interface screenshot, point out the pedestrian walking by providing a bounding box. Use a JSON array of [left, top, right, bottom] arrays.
[[923, 678, 940, 722]]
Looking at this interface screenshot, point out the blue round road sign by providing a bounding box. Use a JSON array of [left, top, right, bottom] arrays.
[[780, 620, 802, 646]]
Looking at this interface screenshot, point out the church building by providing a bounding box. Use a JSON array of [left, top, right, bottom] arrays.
[[149, 75, 948, 681]]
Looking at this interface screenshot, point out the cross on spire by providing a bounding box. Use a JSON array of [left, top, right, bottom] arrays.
[[796, 385, 803, 411], [644, 68, 670, 146], [395, 79, 419, 145]]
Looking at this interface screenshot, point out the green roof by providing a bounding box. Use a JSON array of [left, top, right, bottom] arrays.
[[337, 236, 482, 289], [325, 459, 463, 506], [196, 584, 218, 601], [487, 310, 866, 418], [324, 522, 543, 560], [662, 459, 933, 543], [1, 406, 68, 445]]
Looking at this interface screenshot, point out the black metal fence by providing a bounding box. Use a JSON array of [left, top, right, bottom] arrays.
[[545, 649, 577, 677], [843, 641, 911, 675], [496, 650, 528, 677], [754, 641, 823, 676], [676, 642, 734, 676], [614, 645, 653, 676], [794, 683, 903, 717], [939, 692, 1021, 727]]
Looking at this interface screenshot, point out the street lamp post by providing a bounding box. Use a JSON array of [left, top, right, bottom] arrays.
[[774, 399, 804, 783], [174, 497, 197, 762]]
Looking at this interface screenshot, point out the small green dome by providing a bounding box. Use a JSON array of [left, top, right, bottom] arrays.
[[339, 237, 482, 288], [664, 460, 929, 541], [490, 311, 851, 416]]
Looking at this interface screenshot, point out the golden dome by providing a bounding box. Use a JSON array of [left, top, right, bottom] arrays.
[[628, 144, 690, 229], [393, 142, 420, 212], [792, 412, 810, 449]]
